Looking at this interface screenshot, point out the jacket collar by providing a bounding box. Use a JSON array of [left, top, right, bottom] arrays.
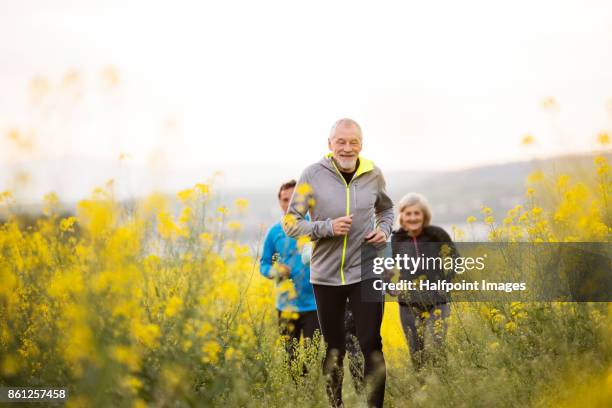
[[323, 153, 375, 178]]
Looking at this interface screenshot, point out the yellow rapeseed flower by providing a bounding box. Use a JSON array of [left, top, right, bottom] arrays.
[[177, 188, 195, 203], [59, 216, 77, 232], [521, 134, 535, 146], [121, 375, 143, 394], [234, 198, 249, 212], [296, 182, 313, 195], [282, 213, 297, 228], [165, 295, 183, 317], [505, 321, 517, 333], [199, 232, 213, 247], [201, 341, 221, 364], [227, 220, 242, 232], [527, 171, 545, 184], [1, 354, 20, 376], [131, 321, 160, 348]]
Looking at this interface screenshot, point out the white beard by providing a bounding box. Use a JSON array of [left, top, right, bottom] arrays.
[[336, 157, 357, 171]]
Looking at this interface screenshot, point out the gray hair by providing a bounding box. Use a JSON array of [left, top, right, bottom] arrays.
[[395, 192, 432, 230], [329, 118, 362, 140]]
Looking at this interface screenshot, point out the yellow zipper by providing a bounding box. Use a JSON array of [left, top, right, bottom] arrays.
[[330, 160, 351, 285]]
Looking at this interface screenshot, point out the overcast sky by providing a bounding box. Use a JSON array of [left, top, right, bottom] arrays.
[[1, 0, 611, 183]]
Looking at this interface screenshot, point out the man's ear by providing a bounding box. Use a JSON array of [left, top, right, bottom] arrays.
[[328, 138, 332, 150]]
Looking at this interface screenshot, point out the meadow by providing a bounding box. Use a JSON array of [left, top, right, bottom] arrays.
[[1, 148, 611, 407]]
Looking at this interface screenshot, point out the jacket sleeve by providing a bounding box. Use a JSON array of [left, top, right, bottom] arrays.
[[259, 228, 277, 279], [282, 167, 334, 240], [374, 169, 394, 239]]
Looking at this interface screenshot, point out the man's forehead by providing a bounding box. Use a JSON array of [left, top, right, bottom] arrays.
[[331, 125, 361, 139]]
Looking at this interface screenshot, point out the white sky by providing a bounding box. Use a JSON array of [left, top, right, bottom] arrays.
[[1, 0, 612, 176]]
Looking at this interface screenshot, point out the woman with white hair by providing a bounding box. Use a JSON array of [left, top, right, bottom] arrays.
[[389, 192, 458, 370]]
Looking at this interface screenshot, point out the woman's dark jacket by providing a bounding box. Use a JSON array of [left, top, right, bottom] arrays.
[[390, 225, 459, 307]]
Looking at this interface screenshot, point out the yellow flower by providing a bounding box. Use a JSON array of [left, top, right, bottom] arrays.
[[133, 399, 147, 408], [199, 232, 213, 247], [521, 134, 535, 146], [296, 182, 313, 195], [234, 198, 249, 212], [42, 192, 60, 216], [595, 156, 609, 176], [280, 309, 297, 319], [177, 188, 195, 203], [296, 235, 310, 249], [282, 213, 297, 228], [131, 321, 160, 348], [1, 354, 20, 376], [540, 96, 559, 111], [157, 211, 183, 240], [466, 215, 477, 224], [451, 226, 465, 239], [165, 295, 183, 317], [492, 313, 505, 324], [597, 132, 610, 146], [505, 321, 517, 333], [201, 341, 222, 364], [197, 322, 214, 338], [557, 174, 569, 190], [594, 155, 607, 166], [60, 216, 77, 232], [224, 347, 237, 361], [0, 190, 14, 204], [78, 198, 116, 235], [527, 171, 544, 184], [121, 375, 143, 394], [178, 207, 192, 225], [140, 192, 169, 216], [227, 220, 242, 232]]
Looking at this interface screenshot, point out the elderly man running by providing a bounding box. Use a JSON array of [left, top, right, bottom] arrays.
[[283, 118, 393, 408]]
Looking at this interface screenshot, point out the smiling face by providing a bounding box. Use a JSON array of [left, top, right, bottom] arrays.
[[328, 123, 362, 172], [400, 204, 425, 236]]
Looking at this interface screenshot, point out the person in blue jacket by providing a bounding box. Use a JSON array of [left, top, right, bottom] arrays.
[[260, 180, 319, 364]]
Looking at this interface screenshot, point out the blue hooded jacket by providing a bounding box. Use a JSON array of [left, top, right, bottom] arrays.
[[260, 221, 317, 312]]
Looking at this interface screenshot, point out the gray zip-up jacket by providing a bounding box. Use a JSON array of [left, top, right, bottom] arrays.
[[282, 154, 394, 285]]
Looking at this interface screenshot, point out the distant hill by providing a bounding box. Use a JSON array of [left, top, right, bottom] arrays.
[[384, 152, 611, 224], [2, 151, 610, 244], [220, 151, 612, 243]]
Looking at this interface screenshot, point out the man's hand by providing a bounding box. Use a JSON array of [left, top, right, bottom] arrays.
[[332, 214, 353, 236], [364, 229, 386, 244]]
